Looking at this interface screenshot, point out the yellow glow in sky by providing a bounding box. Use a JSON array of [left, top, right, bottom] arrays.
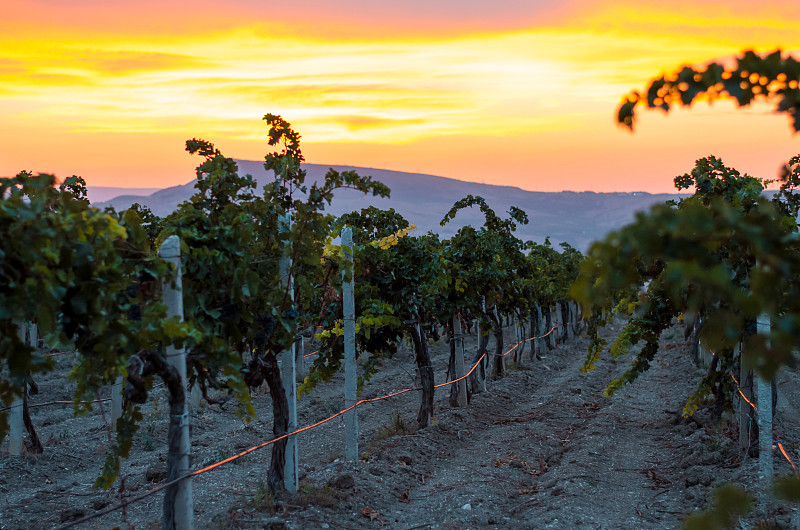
[[2, 0, 799, 192]]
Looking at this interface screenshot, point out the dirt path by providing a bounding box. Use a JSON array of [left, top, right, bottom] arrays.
[[2, 319, 799, 529], [269, 320, 799, 529], [268, 320, 694, 530]]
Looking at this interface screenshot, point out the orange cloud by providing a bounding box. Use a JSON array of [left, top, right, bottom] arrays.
[[63, 50, 211, 73], [2, 0, 800, 192]]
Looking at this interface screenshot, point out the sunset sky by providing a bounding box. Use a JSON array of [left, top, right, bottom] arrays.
[[2, 0, 800, 193]]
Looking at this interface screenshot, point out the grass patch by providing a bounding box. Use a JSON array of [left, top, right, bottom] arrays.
[[248, 481, 275, 513], [295, 481, 340, 509], [374, 410, 409, 442]]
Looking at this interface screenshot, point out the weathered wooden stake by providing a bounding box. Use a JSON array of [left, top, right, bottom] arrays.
[[8, 323, 26, 456], [756, 314, 773, 497], [278, 216, 299, 493], [28, 324, 38, 352], [460, 327, 468, 381], [565, 302, 572, 338], [295, 334, 307, 383], [552, 302, 561, 346], [495, 307, 506, 375], [342, 227, 359, 462], [280, 341, 298, 492], [159, 235, 193, 530], [568, 302, 577, 338], [453, 316, 468, 407], [694, 316, 711, 368], [536, 305, 545, 355], [736, 343, 755, 453]]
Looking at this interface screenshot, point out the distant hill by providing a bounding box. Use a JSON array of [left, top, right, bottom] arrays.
[[86, 187, 161, 203], [93, 160, 683, 251]]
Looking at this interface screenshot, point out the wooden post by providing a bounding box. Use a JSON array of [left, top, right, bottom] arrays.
[[28, 323, 38, 352], [7, 394, 23, 456], [159, 235, 193, 529], [535, 305, 545, 355], [452, 316, 468, 407], [552, 302, 561, 347], [694, 316, 711, 368], [527, 310, 535, 361], [460, 325, 468, 384], [342, 227, 358, 462], [280, 342, 298, 491], [518, 316, 527, 361], [295, 334, 307, 383], [568, 302, 576, 339], [756, 314, 773, 496], [566, 302, 573, 337], [279, 217, 298, 492], [495, 307, 506, 375], [737, 343, 755, 453], [8, 323, 26, 456]]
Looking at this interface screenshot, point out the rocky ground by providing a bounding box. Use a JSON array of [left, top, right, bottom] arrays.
[[2, 317, 800, 529]]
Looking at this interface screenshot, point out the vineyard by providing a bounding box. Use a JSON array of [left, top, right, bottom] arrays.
[[4, 49, 800, 529], [4, 314, 800, 529]]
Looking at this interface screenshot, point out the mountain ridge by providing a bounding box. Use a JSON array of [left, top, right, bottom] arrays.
[[93, 160, 683, 251]]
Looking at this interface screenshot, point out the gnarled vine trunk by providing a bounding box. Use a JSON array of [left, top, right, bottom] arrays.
[[529, 308, 540, 361], [560, 301, 570, 343], [470, 326, 488, 394], [162, 367, 187, 530], [488, 309, 504, 378], [448, 324, 459, 407], [516, 314, 527, 365], [543, 305, 553, 350], [263, 355, 289, 495], [243, 349, 290, 495], [408, 325, 434, 428], [22, 378, 43, 454], [132, 352, 187, 530]]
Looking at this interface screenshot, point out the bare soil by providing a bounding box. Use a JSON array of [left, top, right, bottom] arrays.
[[2, 318, 800, 529]]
